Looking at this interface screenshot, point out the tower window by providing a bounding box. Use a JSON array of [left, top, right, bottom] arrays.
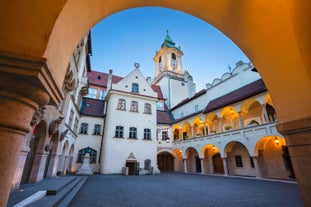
[[132, 83, 139, 93]]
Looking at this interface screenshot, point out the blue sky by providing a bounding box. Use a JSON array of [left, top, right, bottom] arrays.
[[90, 7, 250, 90]]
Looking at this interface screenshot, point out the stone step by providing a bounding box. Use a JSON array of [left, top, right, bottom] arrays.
[[26, 176, 88, 207]]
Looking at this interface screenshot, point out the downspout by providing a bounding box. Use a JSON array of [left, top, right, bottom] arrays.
[[168, 76, 171, 109]]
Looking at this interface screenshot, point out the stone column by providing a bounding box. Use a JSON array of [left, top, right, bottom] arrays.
[[0, 52, 62, 206], [45, 153, 60, 177], [11, 145, 30, 190], [277, 117, 311, 206], [262, 104, 269, 123], [252, 157, 262, 178], [203, 125, 207, 136], [219, 118, 223, 133], [183, 159, 187, 173], [200, 158, 205, 174], [191, 126, 194, 138], [238, 112, 244, 129], [29, 150, 49, 183], [222, 158, 228, 176]]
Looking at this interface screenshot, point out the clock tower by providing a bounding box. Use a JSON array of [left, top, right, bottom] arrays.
[[153, 31, 196, 109]]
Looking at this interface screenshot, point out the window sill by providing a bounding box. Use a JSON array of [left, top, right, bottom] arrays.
[[113, 137, 125, 139], [143, 139, 152, 141], [128, 137, 138, 140]]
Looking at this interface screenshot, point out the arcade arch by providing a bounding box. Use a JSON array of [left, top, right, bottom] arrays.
[[1, 1, 311, 206]]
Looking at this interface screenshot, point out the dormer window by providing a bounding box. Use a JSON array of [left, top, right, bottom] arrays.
[[132, 83, 139, 93]]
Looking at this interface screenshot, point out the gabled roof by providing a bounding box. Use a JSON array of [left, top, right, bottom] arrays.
[[87, 71, 123, 87], [203, 79, 267, 113], [80, 98, 105, 117], [170, 89, 206, 111], [157, 110, 173, 124]]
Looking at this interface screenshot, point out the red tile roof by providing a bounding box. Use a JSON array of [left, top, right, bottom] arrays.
[[87, 71, 123, 87], [203, 79, 267, 113], [151, 84, 164, 99], [157, 110, 173, 124], [170, 89, 206, 110], [80, 98, 105, 117]]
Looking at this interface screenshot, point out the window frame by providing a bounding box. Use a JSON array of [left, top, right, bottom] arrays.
[[80, 123, 88, 134], [115, 125, 124, 138], [131, 83, 139, 93], [144, 128, 151, 140], [117, 99, 126, 110], [93, 124, 101, 135], [144, 103, 152, 114], [130, 101, 139, 112], [235, 155, 243, 168], [129, 127, 137, 139]]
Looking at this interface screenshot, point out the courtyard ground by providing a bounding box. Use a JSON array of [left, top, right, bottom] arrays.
[[69, 173, 303, 207]]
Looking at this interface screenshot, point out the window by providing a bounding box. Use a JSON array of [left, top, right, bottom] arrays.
[[171, 53, 177, 69], [159, 56, 162, 70], [117, 99, 126, 110], [68, 109, 74, 128], [87, 88, 97, 99], [162, 131, 168, 141], [130, 101, 138, 112], [77, 147, 97, 163], [129, 127, 137, 139], [74, 117, 79, 133], [194, 104, 199, 112], [132, 83, 139, 93], [115, 126, 124, 138], [100, 90, 106, 100], [80, 123, 88, 134], [156, 102, 164, 111], [144, 128, 151, 140], [144, 103, 152, 114], [144, 159, 151, 170], [235, 156, 243, 167], [94, 124, 101, 135]]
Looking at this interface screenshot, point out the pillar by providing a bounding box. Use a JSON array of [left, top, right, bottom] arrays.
[[200, 158, 205, 174], [183, 159, 187, 173], [262, 104, 269, 123], [45, 153, 60, 177], [238, 112, 244, 129], [11, 145, 30, 190], [222, 158, 228, 176], [219, 118, 223, 133], [252, 157, 262, 178], [203, 125, 207, 136], [0, 52, 62, 206], [277, 117, 311, 206], [29, 150, 49, 182]]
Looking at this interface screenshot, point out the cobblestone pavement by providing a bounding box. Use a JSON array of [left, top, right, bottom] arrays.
[[69, 173, 303, 207]]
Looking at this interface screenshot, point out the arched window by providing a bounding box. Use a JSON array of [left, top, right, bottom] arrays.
[[77, 147, 97, 163], [132, 83, 139, 93], [144, 103, 152, 114], [80, 123, 88, 134], [171, 53, 177, 68], [130, 101, 138, 112], [117, 99, 126, 110], [159, 56, 162, 70]]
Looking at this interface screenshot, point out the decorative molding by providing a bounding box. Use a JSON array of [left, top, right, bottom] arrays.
[[49, 116, 64, 136], [30, 106, 46, 127], [0, 51, 64, 105], [64, 70, 76, 91]]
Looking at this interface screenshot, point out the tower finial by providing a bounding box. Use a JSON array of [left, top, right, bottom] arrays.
[[166, 30, 169, 35]]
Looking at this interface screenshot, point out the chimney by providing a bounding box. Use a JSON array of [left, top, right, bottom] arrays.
[[107, 69, 113, 90]]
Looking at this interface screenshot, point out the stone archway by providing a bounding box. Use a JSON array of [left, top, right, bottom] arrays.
[[0, 1, 311, 206], [157, 151, 174, 172]]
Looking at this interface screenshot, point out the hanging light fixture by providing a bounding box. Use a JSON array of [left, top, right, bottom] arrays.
[[274, 137, 279, 146]]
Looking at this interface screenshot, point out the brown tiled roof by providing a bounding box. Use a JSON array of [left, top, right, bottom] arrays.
[[87, 71, 123, 87], [80, 98, 105, 117], [151, 84, 164, 99], [171, 89, 206, 110], [157, 110, 173, 124], [203, 79, 267, 113]]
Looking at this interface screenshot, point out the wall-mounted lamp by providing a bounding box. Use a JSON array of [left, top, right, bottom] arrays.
[[274, 137, 279, 146], [212, 145, 215, 151], [230, 108, 234, 114]]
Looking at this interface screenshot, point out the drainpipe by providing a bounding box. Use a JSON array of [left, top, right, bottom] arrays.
[[168, 76, 171, 109]]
